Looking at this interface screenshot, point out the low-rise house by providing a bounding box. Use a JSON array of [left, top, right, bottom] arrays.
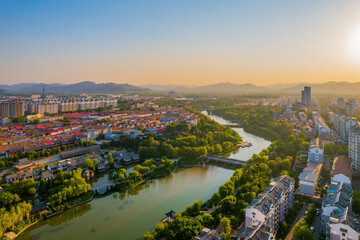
[[331, 155, 352, 185], [193, 228, 221, 240], [298, 162, 322, 196], [82, 169, 94, 180], [21, 169, 40, 180], [41, 170, 55, 181], [97, 162, 106, 171], [13, 158, 36, 172], [47, 163, 58, 171], [321, 182, 359, 238], [30, 202, 48, 216], [5, 173, 20, 183], [308, 138, 324, 163]]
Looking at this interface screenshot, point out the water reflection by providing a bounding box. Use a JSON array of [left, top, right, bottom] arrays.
[[47, 203, 91, 227]]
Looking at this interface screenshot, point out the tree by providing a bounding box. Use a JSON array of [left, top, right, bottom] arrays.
[[293, 220, 314, 240], [213, 144, 222, 153], [33, 119, 41, 124], [28, 187, 37, 196], [220, 217, 231, 235], [128, 170, 141, 183], [117, 168, 127, 181], [220, 195, 237, 214], [82, 158, 97, 170], [353, 191, 360, 214], [0, 192, 20, 208], [107, 153, 114, 167]]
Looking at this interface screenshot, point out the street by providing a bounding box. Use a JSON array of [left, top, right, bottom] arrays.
[[284, 204, 308, 240]]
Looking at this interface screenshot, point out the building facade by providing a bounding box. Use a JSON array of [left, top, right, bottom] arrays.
[[349, 125, 360, 173], [301, 86, 311, 106], [241, 175, 295, 240]]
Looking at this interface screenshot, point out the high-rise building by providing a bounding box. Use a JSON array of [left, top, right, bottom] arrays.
[[349, 125, 360, 173], [337, 98, 345, 109], [345, 102, 354, 116], [333, 113, 356, 142], [350, 98, 356, 112], [301, 86, 311, 106], [0, 100, 25, 118]]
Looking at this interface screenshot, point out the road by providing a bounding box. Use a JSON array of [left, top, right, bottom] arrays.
[[33, 154, 62, 165], [312, 212, 322, 239], [284, 204, 308, 240], [0, 154, 62, 178]]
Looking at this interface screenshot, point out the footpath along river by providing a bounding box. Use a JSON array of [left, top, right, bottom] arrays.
[[18, 113, 270, 240]]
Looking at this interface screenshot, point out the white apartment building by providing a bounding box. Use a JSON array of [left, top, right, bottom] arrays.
[[349, 125, 360, 174], [241, 175, 294, 240], [333, 113, 356, 142], [308, 138, 324, 163]]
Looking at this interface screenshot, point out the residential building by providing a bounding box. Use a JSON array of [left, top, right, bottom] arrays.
[[337, 98, 345, 109], [331, 155, 352, 185], [349, 125, 360, 173], [241, 175, 294, 239], [301, 86, 311, 106], [349, 98, 356, 112], [314, 116, 331, 137], [345, 102, 354, 116], [298, 162, 322, 196], [308, 138, 324, 163], [333, 113, 356, 142], [0, 100, 25, 118], [321, 182, 359, 238]]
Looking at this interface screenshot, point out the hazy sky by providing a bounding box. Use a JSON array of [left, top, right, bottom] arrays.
[[2, 0, 360, 86]]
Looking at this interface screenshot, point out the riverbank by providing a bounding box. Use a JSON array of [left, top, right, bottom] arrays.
[[16, 165, 236, 240], [15, 113, 271, 240]]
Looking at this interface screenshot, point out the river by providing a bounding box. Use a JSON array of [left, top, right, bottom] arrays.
[[18, 113, 270, 240]]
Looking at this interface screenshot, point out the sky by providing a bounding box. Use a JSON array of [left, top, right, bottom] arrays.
[[1, 0, 360, 86]]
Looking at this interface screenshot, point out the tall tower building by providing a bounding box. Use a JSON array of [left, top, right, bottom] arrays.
[[301, 86, 311, 106]]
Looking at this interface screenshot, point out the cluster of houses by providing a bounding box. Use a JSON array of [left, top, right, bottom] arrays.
[[112, 149, 140, 165], [0, 107, 200, 160], [1, 145, 102, 184], [321, 155, 359, 239], [298, 138, 324, 197]]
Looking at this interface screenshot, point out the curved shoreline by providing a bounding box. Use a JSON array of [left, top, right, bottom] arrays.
[[15, 113, 270, 240]]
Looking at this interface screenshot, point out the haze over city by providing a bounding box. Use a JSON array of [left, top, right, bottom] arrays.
[[2, 0, 360, 86]]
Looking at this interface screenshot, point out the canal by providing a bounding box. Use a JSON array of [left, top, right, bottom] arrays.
[[18, 114, 270, 240]]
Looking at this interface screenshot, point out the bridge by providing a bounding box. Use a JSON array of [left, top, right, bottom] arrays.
[[205, 155, 247, 167], [92, 182, 116, 195], [222, 123, 243, 128]]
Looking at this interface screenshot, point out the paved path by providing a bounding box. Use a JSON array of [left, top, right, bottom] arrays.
[[284, 205, 308, 240], [33, 154, 62, 165]]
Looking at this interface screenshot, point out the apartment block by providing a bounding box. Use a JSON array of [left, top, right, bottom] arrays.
[[349, 125, 360, 174], [333, 113, 356, 142], [321, 182, 359, 239], [241, 175, 294, 240]]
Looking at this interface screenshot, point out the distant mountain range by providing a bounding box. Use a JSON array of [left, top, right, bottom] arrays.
[[0, 81, 148, 95], [1, 81, 360, 96], [144, 81, 360, 96]]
